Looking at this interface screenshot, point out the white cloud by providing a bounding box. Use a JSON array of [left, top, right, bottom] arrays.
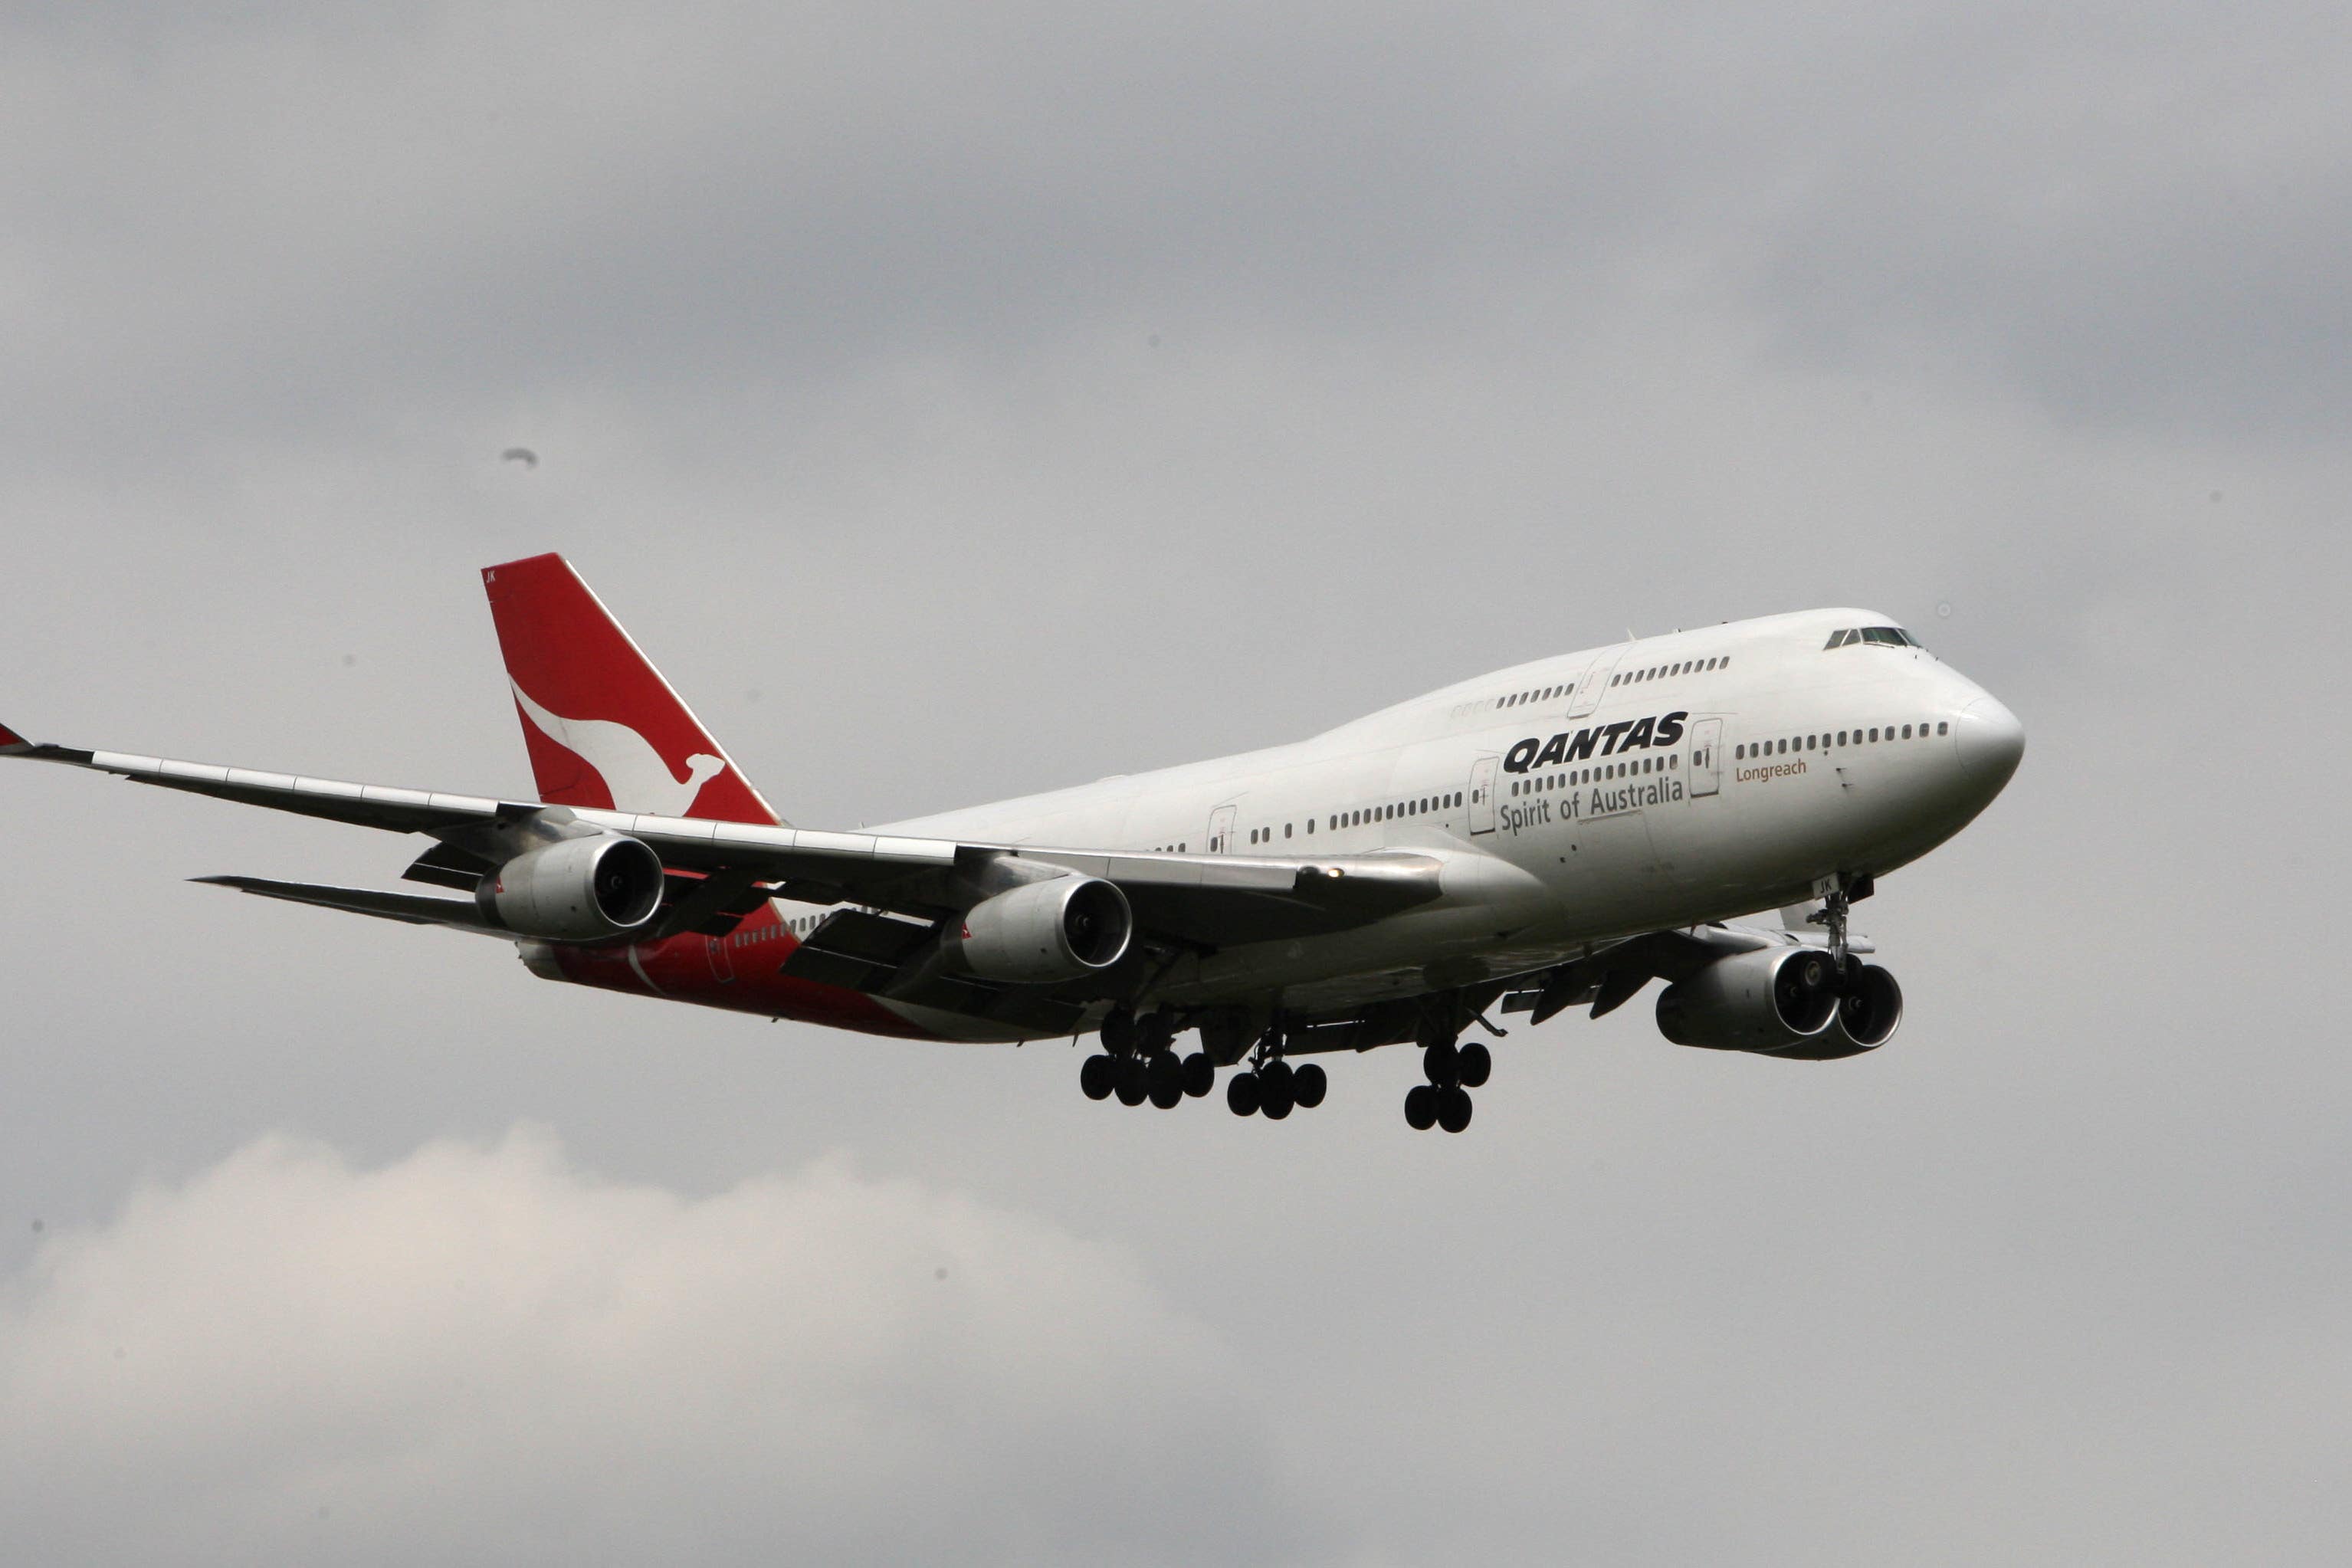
[[0, 1128, 1314, 1566]]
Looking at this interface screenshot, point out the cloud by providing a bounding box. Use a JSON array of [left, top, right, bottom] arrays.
[[0, 1128, 1314, 1566]]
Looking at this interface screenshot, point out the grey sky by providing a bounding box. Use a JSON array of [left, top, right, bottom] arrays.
[[2, 5, 2347, 1563]]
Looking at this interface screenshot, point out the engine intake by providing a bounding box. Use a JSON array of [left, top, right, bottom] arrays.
[[951, 877, 1133, 984], [1655, 946, 1842, 1054], [1774, 963, 1904, 1059], [476, 832, 665, 941]]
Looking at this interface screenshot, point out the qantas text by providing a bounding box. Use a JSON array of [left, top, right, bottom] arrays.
[[1503, 710, 1686, 774]]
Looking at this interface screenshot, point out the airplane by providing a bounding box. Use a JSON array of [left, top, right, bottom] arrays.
[[1, 553, 2023, 1133]]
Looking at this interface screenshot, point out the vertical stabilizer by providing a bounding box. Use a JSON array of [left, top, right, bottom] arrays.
[[481, 554, 782, 825]]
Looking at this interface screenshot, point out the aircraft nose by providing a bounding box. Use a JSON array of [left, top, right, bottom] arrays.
[[1954, 694, 2025, 789]]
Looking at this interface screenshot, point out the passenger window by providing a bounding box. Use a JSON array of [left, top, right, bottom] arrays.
[[1902, 724, 1912, 739], [1937, 721, 1949, 736]]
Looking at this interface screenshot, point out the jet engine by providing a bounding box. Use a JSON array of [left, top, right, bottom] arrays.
[[1773, 963, 1904, 1059], [475, 832, 666, 941], [1655, 946, 1842, 1055], [950, 876, 1133, 983]]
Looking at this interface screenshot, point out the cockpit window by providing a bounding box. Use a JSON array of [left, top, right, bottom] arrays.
[[1826, 625, 1927, 651]]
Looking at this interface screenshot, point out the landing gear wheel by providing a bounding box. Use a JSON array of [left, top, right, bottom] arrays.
[[1257, 1059, 1294, 1098], [1291, 1062, 1327, 1109], [1227, 1072, 1262, 1117], [1079, 1054, 1116, 1101], [1437, 1086, 1473, 1133], [1259, 1074, 1294, 1120], [1149, 1077, 1184, 1110], [1100, 1009, 1138, 1054], [1114, 1055, 1148, 1106], [1422, 1039, 1459, 1086], [1455, 1042, 1491, 1090], [1180, 1051, 1215, 1098], [1404, 1084, 1438, 1130], [1139, 1011, 1179, 1054]]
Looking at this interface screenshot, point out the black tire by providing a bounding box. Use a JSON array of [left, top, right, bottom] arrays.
[[1149, 1077, 1184, 1110], [1100, 1010, 1137, 1053], [1422, 1039, 1459, 1086], [1261, 1078, 1294, 1120], [1146, 1051, 1181, 1097], [1079, 1054, 1117, 1101], [1115, 1074, 1148, 1107], [1180, 1051, 1215, 1098], [1291, 1062, 1327, 1109], [1258, 1059, 1294, 1098], [1456, 1042, 1491, 1089], [1438, 1086, 1473, 1133], [1227, 1072, 1261, 1117], [1404, 1084, 1438, 1130], [1140, 1012, 1178, 1053]]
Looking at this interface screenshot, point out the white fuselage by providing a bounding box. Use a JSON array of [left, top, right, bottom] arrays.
[[820, 608, 2020, 1037]]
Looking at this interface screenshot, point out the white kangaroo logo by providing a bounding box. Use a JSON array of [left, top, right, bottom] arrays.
[[510, 681, 726, 817]]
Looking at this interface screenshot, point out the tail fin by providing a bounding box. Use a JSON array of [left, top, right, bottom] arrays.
[[481, 553, 782, 825]]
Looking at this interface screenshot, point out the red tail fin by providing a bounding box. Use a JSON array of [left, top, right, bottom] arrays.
[[481, 554, 782, 825]]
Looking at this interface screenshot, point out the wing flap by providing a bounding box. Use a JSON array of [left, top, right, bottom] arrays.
[[778, 910, 1086, 1034]]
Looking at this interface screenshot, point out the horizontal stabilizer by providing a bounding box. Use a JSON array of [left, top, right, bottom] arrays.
[[0, 719, 26, 751], [194, 875, 509, 937]]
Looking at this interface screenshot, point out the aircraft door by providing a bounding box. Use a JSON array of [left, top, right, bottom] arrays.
[[1563, 645, 1629, 719], [1208, 804, 1237, 854], [1688, 718, 1723, 798], [705, 934, 735, 983], [1468, 756, 1499, 835]]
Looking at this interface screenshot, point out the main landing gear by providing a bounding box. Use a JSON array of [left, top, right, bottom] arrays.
[[1225, 1025, 1327, 1120], [1079, 1009, 1214, 1111], [1402, 1017, 1492, 1133]]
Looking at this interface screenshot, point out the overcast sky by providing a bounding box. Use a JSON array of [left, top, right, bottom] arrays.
[[3, 5, 2348, 1563]]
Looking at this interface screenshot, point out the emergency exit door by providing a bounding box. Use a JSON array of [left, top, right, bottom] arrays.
[[1468, 756, 1499, 835], [1688, 718, 1723, 797]]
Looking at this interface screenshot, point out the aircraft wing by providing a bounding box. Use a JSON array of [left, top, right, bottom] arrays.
[[1, 728, 1446, 947], [192, 875, 510, 935], [1495, 917, 1875, 1025]]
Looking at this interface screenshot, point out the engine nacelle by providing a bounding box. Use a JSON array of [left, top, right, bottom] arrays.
[[1774, 964, 1904, 1059], [1655, 946, 1842, 1054], [476, 832, 665, 941], [951, 877, 1133, 983]]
